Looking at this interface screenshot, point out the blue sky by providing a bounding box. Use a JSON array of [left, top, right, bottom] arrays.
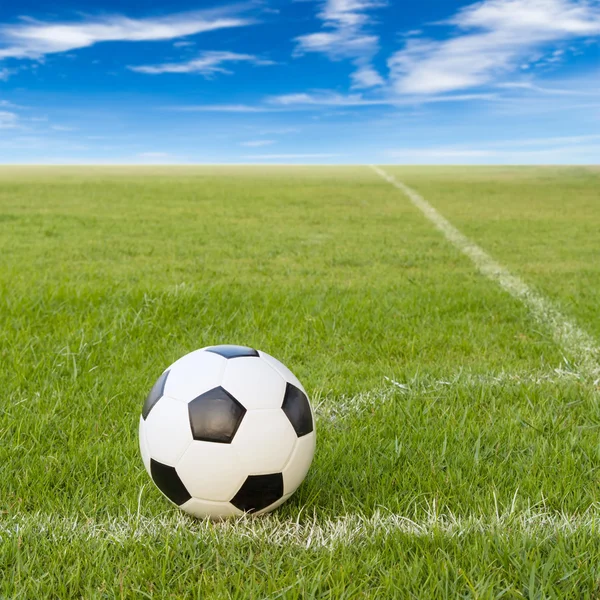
[[0, 0, 599, 164]]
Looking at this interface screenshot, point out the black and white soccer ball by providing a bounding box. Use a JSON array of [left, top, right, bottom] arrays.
[[139, 345, 316, 518]]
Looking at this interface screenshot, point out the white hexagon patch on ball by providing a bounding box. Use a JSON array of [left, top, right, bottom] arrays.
[[139, 345, 316, 519]]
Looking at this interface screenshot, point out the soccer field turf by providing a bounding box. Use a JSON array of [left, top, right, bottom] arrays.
[[1, 166, 599, 597]]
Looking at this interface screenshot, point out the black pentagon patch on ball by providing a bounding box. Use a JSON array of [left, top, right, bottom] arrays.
[[188, 386, 246, 444], [142, 370, 170, 420], [282, 383, 313, 437], [230, 473, 284, 513], [150, 458, 191, 506], [205, 345, 259, 359]]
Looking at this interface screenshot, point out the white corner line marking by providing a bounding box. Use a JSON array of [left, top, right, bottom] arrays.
[[369, 165, 600, 379]]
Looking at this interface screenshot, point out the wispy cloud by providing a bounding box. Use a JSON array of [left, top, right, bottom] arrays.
[[383, 144, 600, 163], [168, 90, 498, 114], [130, 51, 273, 76], [295, 0, 385, 89], [242, 153, 342, 160], [0, 134, 88, 152], [351, 65, 385, 89], [386, 148, 495, 159], [0, 110, 19, 128], [169, 104, 281, 113], [173, 40, 196, 48], [0, 9, 253, 61], [497, 81, 600, 96], [267, 90, 497, 107], [385, 133, 600, 161], [50, 124, 77, 132], [138, 152, 170, 158], [240, 139, 276, 147], [267, 91, 389, 106], [478, 133, 600, 147], [0, 100, 17, 107], [256, 127, 300, 135], [388, 0, 600, 95]]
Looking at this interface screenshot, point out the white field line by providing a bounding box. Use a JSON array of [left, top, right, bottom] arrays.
[[1, 507, 599, 548], [2, 369, 595, 547], [3, 368, 593, 549], [314, 365, 597, 420], [370, 165, 600, 381]]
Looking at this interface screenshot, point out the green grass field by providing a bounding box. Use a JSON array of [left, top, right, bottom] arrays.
[[1, 166, 599, 598]]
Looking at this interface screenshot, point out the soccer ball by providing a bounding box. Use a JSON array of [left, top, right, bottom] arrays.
[[139, 345, 316, 518]]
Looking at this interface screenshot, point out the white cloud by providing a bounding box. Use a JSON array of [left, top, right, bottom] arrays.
[[169, 104, 281, 113], [0, 134, 88, 152], [479, 133, 600, 147], [0, 9, 252, 60], [385, 133, 600, 161], [242, 153, 342, 160], [295, 0, 385, 89], [130, 51, 273, 76], [267, 91, 388, 106], [259, 127, 302, 135], [451, 0, 600, 33], [138, 152, 170, 158], [256, 127, 300, 135], [0, 67, 13, 80], [168, 90, 498, 113], [402, 29, 423, 38], [0, 110, 19, 128], [50, 124, 77, 131], [173, 40, 195, 48], [351, 65, 385, 88], [383, 144, 600, 163], [386, 148, 495, 159], [267, 90, 496, 107], [497, 81, 599, 95], [240, 140, 276, 147], [296, 0, 383, 57], [297, 30, 378, 57], [389, 0, 600, 95]]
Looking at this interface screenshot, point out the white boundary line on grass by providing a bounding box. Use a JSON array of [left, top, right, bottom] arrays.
[[315, 366, 596, 421], [370, 165, 600, 380], [2, 367, 594, 546], [2, 508, 600, 548]]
